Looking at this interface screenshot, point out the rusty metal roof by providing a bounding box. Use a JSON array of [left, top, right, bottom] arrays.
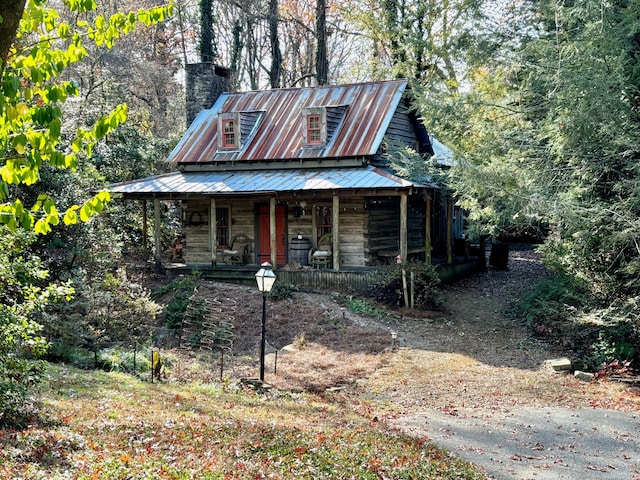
[[168, 80, 409, 164], [106, 166, 430, 199]]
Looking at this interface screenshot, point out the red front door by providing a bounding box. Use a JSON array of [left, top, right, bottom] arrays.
[[257, 205, 286, 265]]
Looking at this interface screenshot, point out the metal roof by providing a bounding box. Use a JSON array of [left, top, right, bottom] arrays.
[[168, 80, 408, 164], [106, 166, 430, 199], [430, 134, 457, 167]]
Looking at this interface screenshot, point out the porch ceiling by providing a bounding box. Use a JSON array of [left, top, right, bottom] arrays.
[[105, 166, 433, 199]]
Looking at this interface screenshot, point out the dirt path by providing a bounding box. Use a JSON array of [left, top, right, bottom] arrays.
[[169, 250, 640, 478], [357, 248, 640, 479]]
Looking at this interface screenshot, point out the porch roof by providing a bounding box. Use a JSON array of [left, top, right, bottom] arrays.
[[106, 166, 432, 199]]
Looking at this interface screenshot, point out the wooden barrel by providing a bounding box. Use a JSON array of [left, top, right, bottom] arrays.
[[289, 238, 311, 265]]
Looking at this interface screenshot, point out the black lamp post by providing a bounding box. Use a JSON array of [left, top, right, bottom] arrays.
[[255, 262, 276, 381]]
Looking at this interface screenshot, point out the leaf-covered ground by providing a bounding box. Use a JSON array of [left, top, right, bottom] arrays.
[[3, 247, 639, 479], [0, 366, 484, 479], [359, 249, 640, 413]]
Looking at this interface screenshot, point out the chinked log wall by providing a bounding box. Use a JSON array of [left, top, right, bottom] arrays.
[[183, 200, 256, 265], [365, 197, 400, 264], [183, 196, 370, 267]]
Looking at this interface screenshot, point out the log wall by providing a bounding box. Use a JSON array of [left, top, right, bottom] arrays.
[[183, 200, 257, 265], [365, 197, 400, 264], [370, 99, 419, 166], [279, 195, 367, 268], [183, 195, 371, 268]]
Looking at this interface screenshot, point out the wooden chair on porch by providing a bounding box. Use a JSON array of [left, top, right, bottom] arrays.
[[219, 234, 252, 264], [310, 233, 332, 269]]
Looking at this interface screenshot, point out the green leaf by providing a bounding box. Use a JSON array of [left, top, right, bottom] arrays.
[[13, 134, 27, 155], [79, 204, 91, 222], [57, 22, 70, 38], [34, 219, 52, 235], [71, 138, 83, 153], [32, 195, 48, 212], [3, 75, 20, 99], [0, 182, 9, 201], [49, 117, 61, 140], [63, 206, 79, 225]]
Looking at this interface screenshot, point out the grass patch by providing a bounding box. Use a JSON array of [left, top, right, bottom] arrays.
[[2, 363, 486, 479], [332, 294, 397, 320]]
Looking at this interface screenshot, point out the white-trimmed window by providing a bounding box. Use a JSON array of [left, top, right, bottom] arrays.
[[307, 114, 322, 145], [219, 113, 240, 150], [302, 107, 326, 146]]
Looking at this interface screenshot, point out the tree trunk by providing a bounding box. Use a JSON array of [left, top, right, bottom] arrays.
[[269, 0, 281, 88], [0, 0, 26, 76], [199, 0, 215, 62], [230, 19, 243, 82], [315, 0, 328, 85]]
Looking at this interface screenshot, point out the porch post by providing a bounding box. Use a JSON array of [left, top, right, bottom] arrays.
[[270, 197, 277, 267], [446, 196, 453, 264], [210, 199, 217, 265], [400, 193, 408, 261], [332, 194, 340, 271], [425, 193, 432, 264], [153, 198, 162, 269], [141, 200, 148, 249]]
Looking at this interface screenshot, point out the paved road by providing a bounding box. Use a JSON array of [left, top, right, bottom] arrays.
[[395, 406, 640, 479]]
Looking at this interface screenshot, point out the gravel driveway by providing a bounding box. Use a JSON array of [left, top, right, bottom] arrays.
[[393, 406, 640, 479], [359, 247, 640, 479]]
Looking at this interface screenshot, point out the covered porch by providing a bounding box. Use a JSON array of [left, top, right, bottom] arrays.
[[107, 167, 462, 273]]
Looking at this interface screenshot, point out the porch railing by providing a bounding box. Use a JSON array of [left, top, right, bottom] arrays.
[[275, 269, 374, 292]]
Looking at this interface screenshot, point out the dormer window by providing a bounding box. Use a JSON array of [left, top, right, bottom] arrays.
[[302, 107, 326, 147], [219, 112, 240, 150], [301, 105, 347, 150]]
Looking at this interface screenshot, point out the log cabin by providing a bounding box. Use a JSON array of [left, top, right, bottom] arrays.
[[107, 64, 475, 283]]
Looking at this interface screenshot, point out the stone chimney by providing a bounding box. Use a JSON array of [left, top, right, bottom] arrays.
[[185, 63, 232, 126]]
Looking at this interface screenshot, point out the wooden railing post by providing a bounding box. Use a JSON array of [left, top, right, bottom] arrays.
[[332, 195, 340, 271], [400, 193, 408, 261], [210, 198, 217, 265], [446, 196, 453, 264], [153, 198, 162, 271], [270, 197, 277, 268]]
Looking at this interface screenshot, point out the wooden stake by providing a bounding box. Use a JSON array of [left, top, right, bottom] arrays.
[[402, 266, 409, 308], [410, 270, 415, 309], [274, 351, 278, 375]]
